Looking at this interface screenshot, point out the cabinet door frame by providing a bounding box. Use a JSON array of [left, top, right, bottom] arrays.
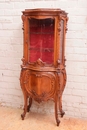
[[23, 15, 57, 65]]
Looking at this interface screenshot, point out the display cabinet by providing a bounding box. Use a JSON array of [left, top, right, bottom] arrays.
[[20, 8, 68, 126]]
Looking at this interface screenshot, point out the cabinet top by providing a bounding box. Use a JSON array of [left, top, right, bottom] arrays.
[[22, 8, 68, 16]]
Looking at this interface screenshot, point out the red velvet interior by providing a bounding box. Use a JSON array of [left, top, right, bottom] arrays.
[[29, 18, 54, 64]]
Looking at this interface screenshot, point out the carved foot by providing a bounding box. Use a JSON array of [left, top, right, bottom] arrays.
[[57, 120, 60, 126], [61, 111, 65, 118], [21, 113, 25, 120]]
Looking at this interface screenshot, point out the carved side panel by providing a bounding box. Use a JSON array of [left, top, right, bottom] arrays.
[[24, 70, 56, 103]]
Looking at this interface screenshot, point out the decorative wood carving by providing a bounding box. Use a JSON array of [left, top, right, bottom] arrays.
[[23, 70, 56, 103], [29, 58, 46, 67], [20, 8, 68, 126]]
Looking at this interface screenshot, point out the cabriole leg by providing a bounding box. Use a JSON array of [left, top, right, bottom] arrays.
[[21, 93, 28, 120], [59, 96, 65, 118], [55, 96, 60, 126]]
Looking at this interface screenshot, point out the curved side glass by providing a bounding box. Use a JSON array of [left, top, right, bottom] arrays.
[[60, 19, 64, 63]]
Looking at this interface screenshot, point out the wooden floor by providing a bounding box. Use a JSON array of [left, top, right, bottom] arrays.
[[0, 106, 87, 130]]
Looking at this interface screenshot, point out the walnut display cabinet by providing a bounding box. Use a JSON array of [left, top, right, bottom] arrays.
[[20, 8, 68, 126]]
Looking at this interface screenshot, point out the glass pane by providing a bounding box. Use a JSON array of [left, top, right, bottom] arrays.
[[60, 20, 64, 63], [29, 18, 54, 64]]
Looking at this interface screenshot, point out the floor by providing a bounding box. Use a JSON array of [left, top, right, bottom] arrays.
[[0, 106, 87, 130]]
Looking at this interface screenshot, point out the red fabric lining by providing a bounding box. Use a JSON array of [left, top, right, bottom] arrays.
[[29, 18, 54, 64]]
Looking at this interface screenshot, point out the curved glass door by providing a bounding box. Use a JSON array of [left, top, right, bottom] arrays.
[[28, 18, 54, 64]]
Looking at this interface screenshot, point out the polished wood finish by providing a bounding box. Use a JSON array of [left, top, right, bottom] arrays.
[[20, 8, 68, 126]]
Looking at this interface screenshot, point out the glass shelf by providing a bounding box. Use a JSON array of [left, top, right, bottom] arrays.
[[29, 48, 53, 52]]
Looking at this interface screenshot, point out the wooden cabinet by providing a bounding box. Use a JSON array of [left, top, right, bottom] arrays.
[[20, 8, 68, 126]]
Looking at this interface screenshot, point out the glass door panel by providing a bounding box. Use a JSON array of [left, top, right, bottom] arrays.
[[29, 18, 54, 64]]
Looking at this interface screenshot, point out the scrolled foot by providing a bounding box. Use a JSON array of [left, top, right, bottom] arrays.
[[21, 113, 25, 120], [61, 111, 65, 118], [57, 120, 60, 126]]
